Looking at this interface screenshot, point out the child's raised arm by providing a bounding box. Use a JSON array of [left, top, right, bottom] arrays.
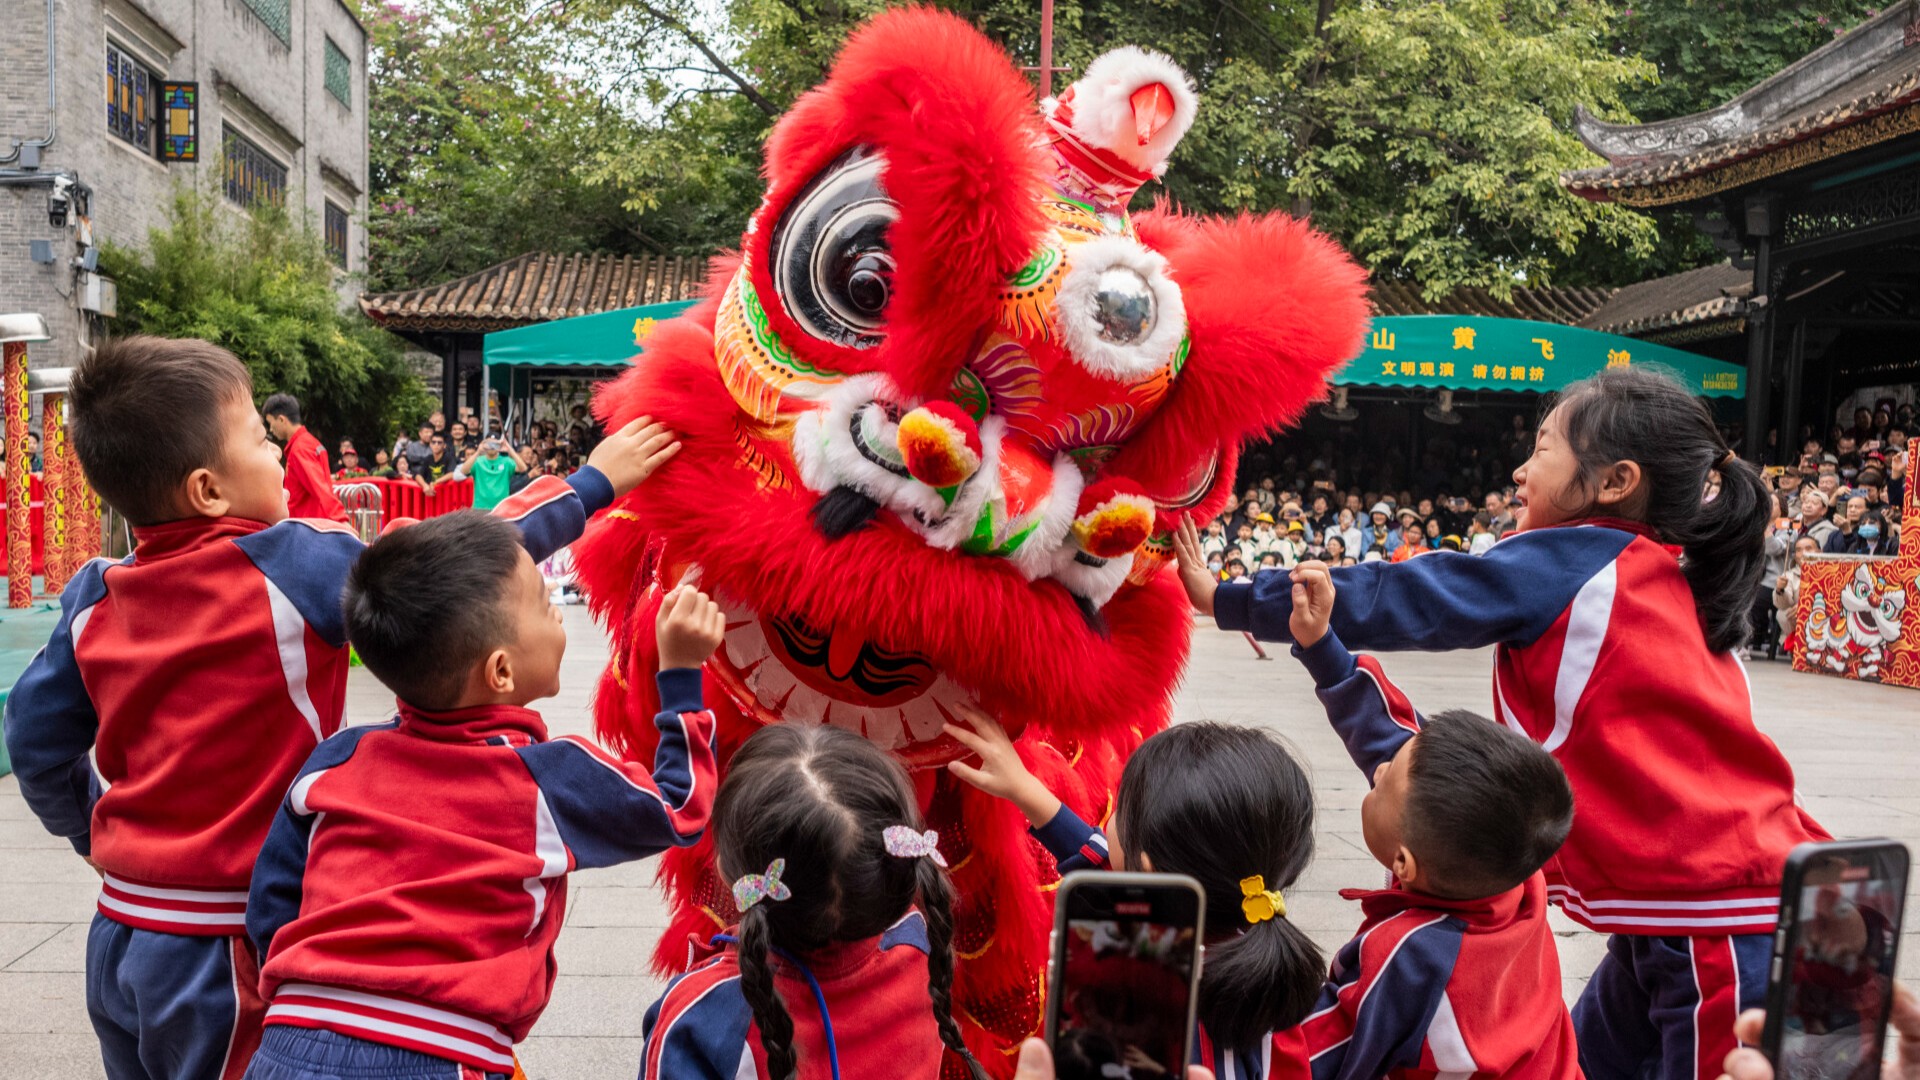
[[944, 706, 1112, 873], [585, 416, 681, 498], [943, 705, 1060, 829], [1217, 525, 1635, 653], [512, 586, 724, 871], [1285, 564, 1424, 778]]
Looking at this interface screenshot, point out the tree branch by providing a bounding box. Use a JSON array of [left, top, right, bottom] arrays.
[[629, 1, 780, 117]]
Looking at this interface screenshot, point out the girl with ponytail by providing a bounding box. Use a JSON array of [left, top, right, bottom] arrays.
[[640, 723, 985, 1080], [1177, 365, 1832, 1080], [946, 711, 1322, 1078]]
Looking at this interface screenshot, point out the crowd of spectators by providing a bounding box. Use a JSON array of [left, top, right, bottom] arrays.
[[1219, 397, 1911, 663], [332, 403, 606, 503]]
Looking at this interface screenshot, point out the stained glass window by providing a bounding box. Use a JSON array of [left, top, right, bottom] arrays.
[[325, 202, 349, 267], [244, 0, 291, 45], [106, 44, 156, 153], [222, 126, 287, 211], [323, 38, 351, 106], [159, 83, 197, 162]]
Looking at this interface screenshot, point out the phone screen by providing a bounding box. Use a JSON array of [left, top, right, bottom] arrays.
[[1775, 845, 1907, 1080], [1051, 877, 1201, 1080]]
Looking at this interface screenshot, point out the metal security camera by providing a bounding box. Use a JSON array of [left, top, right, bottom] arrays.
[[47, 175, 73, 227]]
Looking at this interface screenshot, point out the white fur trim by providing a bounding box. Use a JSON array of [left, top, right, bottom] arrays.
[[1048, 546, 1136, 611], [1062, 47, 1198, 175], [1006, 454, 1087, 581], [1053, 236, 1188, 381], [790, 377, 1002, 553]]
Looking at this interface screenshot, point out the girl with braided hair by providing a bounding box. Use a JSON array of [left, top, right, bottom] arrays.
[[640, 723, 985, 1080]]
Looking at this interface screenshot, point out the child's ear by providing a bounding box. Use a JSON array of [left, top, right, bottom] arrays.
[[484, 649, 515, 696], [1391, 846, 1419, 889], [1594, 459, 1645, 508], [181, 467, 228, 519]]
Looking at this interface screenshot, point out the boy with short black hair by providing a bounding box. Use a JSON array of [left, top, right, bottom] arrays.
[[2, 334, 678, 1080], [1286, 560, 1579, 1079], [244, 516, 722, 1080]]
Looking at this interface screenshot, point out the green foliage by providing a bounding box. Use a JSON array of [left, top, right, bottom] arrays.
[[361, 0, 1889, 300], [1614, 1, 1886, 121], [101, 187, 431, 453], [364, 0, 664, 292], [1287, 0, 1658, 299]]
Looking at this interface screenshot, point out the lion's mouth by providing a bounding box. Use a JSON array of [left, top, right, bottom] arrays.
[[706, 596, 985, 768]]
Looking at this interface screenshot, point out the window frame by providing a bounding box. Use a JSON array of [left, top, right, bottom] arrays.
[[221, 124, 289, 211], [323, 36, 352, 107], [106, 40, 160, 157], [240, 0, 291, 46], [324, 201, 349, 268]]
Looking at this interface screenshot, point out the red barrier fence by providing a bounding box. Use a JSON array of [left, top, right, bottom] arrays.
[[0, 475, 47, 575], [341, 477, 474, 529]]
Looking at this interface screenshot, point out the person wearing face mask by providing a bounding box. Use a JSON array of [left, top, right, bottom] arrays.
[[1827, 508, 1894, 556], [1823, 495, 1871, 553]]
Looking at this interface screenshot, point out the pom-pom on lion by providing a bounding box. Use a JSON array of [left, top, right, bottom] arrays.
[[570, 8, 1368, 1073]]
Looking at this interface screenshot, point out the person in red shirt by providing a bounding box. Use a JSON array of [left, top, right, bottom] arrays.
[[263, 394, 347, 523]]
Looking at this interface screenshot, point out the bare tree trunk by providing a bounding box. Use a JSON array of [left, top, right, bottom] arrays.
[[1290, 0, 1339, 220]]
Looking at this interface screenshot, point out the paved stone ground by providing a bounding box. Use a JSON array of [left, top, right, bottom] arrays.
[[4, 608, 1916, 1078]]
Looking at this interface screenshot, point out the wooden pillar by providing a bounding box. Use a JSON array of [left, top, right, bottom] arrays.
[[1741, 232, 1775, 463], [1777, 320, 1807, 467], [41, 392, 69, 594], [6, 342, 31, 607]]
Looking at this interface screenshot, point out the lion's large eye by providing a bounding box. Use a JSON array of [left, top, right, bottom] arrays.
[[771, 146, 896, 348]]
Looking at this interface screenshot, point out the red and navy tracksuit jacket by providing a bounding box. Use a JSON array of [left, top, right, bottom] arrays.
[[640, 912, 943, 1080], [1213, 519, 1828, 936], [281, 425, 347, 524], [245, 669, 717, 1073], [1, 471, 611, 1080], [1288, 630, 1579, 1080], [1215, 519, 1830, 1080]]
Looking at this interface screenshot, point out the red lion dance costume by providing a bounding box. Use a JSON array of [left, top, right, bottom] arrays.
[[571, 9, 1368, 1073]]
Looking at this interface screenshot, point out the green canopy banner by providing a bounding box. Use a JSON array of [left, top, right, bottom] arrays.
[[1331, 315, 1745, 398], [482, 299, 698, 368]]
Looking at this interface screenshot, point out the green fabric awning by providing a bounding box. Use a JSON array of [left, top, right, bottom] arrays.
[[482, 299, 698, 368], [1332, 316, 1745, 398]]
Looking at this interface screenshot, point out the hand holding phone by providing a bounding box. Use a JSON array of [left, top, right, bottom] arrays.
[[1760, 839, 1909, 1080], [1046, 872, 1205, 1080]]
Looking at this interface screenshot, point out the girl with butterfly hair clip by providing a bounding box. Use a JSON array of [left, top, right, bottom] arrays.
[[640, 723, 988, 1080]]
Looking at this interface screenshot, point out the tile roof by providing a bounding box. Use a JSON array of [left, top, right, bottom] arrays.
[[1368, 280, 1615, 324], [1578, 261, 1751, 336], [360, 253, 1748, 344], [1563, 4, 1920, 206], [360, 252, 713, 331]]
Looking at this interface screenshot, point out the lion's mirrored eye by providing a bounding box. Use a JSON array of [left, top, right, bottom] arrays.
[[771, 146, 896, 348], [1091, 267, 1155, 345]]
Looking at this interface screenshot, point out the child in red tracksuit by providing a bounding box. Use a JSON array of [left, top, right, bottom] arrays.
[[1177, 366, 1831, 1080], [640, 723, 986, 1080], [1283, 561, 1579, 1080], [243, 519, 723, 1080], [2, 335, 678, 1080]]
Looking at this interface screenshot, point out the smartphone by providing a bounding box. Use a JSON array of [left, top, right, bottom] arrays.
[[1761, 839, 1909, 1080], [1045, 872, 1205, 1080]]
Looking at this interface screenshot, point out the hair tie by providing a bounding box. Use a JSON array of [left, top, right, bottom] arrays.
[[882, 826, 948, 867], [1716, 449, 1736, 470], [732, 859, 792, 911], [1239, 875, 1287, 923]]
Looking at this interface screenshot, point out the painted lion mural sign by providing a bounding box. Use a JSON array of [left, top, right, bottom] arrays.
[[569, 8, 1369, 1069], [1793, 472, 1918, 689]]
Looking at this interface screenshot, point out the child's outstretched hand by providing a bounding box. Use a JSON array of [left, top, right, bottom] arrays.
[[1289, 560, 1335, 648], [586, 416, 682, 497], [1172, 517, 1218, 617], [944, 704, 1061, 829], [656, 585, 726, 671]]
